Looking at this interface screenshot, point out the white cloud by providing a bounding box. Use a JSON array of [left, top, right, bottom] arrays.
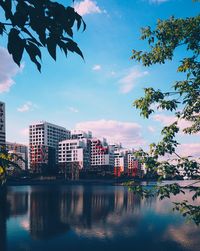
[[152, 114, 176, 125], [148, 126, 156, 133], [68, 106, 79, 113], [75, 119, 145, 148], [0, 47, 24, 93], [17, 101, 37, 112], [152, 114, 194, 134], [149, 0, 169, 4], [92, 64, 101, 71], [74, 0, 102, 16], [177, 143, 200, 158], [119, 67, 148, 94]]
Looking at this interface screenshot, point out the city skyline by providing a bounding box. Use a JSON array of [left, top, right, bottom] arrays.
[[0, 0, 199, 157]]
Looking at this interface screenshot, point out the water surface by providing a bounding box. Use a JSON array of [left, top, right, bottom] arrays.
[[1, 184, 200, 251]]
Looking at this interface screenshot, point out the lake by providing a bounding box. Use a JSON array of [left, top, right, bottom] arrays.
[[0, 184, 200, 251]]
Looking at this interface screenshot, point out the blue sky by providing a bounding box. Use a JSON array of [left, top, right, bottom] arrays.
[[0, 0, 199, 156]]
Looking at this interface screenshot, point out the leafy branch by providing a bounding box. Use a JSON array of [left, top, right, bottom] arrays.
[[0, 0, 86, 71], [130, 12, 200, 224]]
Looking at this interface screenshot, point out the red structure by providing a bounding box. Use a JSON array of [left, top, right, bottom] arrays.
[[128, 160, 139, 177], [114, 166, 123, 177]]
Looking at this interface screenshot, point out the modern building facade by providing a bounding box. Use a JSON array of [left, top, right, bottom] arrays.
[[90, 138, 114, 172], [114, 144, 128, 177], [113, 144, 142, 177], [58, 130, 92, 179], [126, 152, 142, 177], [0, 102, 6, 147], [58, 138, 90, 170], [29, 121, 70, 173]]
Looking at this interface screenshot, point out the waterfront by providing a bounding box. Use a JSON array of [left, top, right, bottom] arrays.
[[1, 184, 200, 251]]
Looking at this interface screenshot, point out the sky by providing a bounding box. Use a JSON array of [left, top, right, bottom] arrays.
[[0, 0, 199, 157]]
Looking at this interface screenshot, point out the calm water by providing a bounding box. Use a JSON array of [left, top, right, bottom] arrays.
[[0, 184, 200, 251]]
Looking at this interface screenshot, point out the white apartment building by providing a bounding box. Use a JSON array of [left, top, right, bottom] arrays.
[[114, 150, 127, 173], [90, 138, 114, 168], [29, 121, 70, 169], [7, 142, 28, 170], [0, 102, 6, 147], [58, 138, 90, 169], [113, 144, 129, 175]]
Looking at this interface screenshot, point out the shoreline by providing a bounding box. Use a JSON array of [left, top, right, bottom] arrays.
[[6, 178, 135, 186], [6, 178, 199, 187]]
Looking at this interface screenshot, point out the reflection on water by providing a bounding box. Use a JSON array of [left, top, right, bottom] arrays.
[[0, 191, 7, 251], [0, 185, 200, 251]]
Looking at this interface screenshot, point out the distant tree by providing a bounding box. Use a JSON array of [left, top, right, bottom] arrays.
[[131, 10, 200, 224], [0, 0, 86, 71], [0, 146, 23, 186]]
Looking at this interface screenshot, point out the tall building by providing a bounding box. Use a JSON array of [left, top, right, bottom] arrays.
[[114, 144, 128, 177], [58, 130, 92, 179], [6, 142, 28, 170], [59, 138, 90, 170], [127, 152, 142, 177], [113, 144, 143, 177], [0, 102, 6, 147], [29, 121, 70, 173], [90, 138, 114, 172]]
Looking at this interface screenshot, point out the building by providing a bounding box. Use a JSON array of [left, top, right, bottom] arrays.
[[127, 152, 142, 177], [90, 138, 114, 172], [71, 130, 92, 140], [113, 144, 128, 177], [58, 130, 92, 179], [6, 142, 28, 170], [58, 138, 90, 179], [29, 121, 70, 173], [0, 102, 6, 147], [113, 144, 143, 178]]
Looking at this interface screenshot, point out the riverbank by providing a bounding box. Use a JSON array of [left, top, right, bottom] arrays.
[[6, 178, 200, 188], [6, 177, 136, 186]]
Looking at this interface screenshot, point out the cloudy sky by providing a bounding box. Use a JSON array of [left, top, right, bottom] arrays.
[[0, 0, 199, 156]]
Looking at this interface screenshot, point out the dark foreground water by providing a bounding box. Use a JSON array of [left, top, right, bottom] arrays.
[[0, 184, 200, 251]]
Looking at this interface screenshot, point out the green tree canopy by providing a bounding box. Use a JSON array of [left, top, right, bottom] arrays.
[[0, 0, 85, 71], [131, 12, 200, 224]]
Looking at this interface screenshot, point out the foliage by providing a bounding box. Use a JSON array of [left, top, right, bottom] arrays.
[[131, 11, 200, 224], [0, 0, 86, 71], [0, 146, 22, 185]]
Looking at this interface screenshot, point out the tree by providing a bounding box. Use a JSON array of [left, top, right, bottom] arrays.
[[131, 12, 200, 224], [0, 146, 23, 186], [0, 0, 86, 71]]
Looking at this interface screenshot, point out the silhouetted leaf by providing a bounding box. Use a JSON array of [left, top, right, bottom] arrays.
[[46, 37, 57, 60], [25, 41, 42, 72], [0, 0, 86, 70], [58, 40, 68, 57], [0, 22, 5, 35], [26, 41, 41, 60], [7, 28, 25, 66], [0, 0, 12, 20], [66, 39, 84, 59], [22, 28, 42, 47]]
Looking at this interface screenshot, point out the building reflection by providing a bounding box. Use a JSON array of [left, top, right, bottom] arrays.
[[0, 190, 7, 251], [7, 192, 28, 217], [30, 191, 70, 239], [27, 186, 142, 239], [4, 186, 200, 250]]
